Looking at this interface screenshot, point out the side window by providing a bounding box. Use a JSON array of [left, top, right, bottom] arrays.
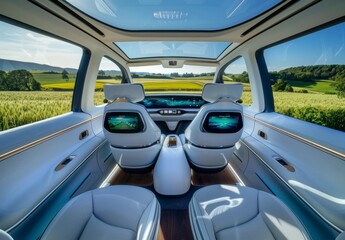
[[0, 21, 82, 131], [94, 57, 122, 105], [222, 57, 252, 105], [264, 21, 345, 132]]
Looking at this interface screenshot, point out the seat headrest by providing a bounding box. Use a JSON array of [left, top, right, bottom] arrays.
[[104, 84, 145, 102], [202, 83, 243, 102]]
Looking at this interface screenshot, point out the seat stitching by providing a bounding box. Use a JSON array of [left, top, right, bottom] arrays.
[[193, 198, 213, 240], [91, 192, 138, 233], [77, 193, 94, 240], [91, 213, 137, 233], [214, 191, 260, 234], [214, 211, 261, 234], [136, 195, 154, 231], [257, 192, 276, 239], [141, 199, 160, 240]]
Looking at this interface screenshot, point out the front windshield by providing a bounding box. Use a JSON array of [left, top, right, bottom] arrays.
[[130, 64, 216, 94]]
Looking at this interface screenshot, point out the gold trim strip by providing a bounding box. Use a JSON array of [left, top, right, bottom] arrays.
[[0, 114, 103, 162], [239, 139, 342, 232], [244, 114, 345, 160], [6, 138, 108, 232]]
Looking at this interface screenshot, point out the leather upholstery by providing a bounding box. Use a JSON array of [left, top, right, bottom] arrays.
[[202, 83, 243, 102], [189, 185, 310, 240], [0, 229, 13, 240], [104, 83, 145, 102], [183, 83, 244, 170], [103, 84, 162, 170], [41, 185, 160, 240]]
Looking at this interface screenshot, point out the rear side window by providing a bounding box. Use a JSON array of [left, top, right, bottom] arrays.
[[94, 57, 122, 105], [264, 21, 345, 132], [0, 21, 82, 131], [222, 57, 252, 105]]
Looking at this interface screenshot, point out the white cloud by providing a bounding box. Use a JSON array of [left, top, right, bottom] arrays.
[[0, 22, 82, 69]]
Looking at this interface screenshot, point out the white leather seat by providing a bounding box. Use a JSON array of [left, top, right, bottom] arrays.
[[183, 83, 244, 171], [41, 185, 160, 240], [103, 84, 162, 170], [0, 229, 13, 240], [189, 185, 310, 240]]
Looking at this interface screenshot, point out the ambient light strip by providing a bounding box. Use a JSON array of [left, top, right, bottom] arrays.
[[244, 114, 345, 161], [0, 114, 103, 162], [99, 164, 121, 188], [227, 163, 245, 186]]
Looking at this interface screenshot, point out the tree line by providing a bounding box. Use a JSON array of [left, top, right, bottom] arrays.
[[98, 70, 122, 80], [0, 70, 41, 91], [131, 72, 215, 79], [269, 65, 345, 96], [269, 65, 345, 82], [224, 65, 345, 96]]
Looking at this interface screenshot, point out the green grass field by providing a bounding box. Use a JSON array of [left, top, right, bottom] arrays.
[[287, 79, 336, 94], [1, 90, 344, 131], [0, 91, 72, 130], [0, 72, 344, 131]]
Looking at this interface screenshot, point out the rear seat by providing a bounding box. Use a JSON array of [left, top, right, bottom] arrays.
[[41, 185, 160, 240], [189, 185, 310, 240]]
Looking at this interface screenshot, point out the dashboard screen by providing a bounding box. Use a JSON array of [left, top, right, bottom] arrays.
[[140, 95, 205, 108], [104, 112, 144, 133], [203, 112, 243, 133]]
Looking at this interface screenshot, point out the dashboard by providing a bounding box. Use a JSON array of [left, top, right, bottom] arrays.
[[138, 95, 205, 133], [136, 94, 241, 134], [140, 95, 205, 109]]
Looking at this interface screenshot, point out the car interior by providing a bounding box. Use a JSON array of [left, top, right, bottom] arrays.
[[0, 0, 345, 239]]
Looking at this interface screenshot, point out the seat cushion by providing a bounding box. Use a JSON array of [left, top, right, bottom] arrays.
[[189, 185, 309, 240], [0, 229, 13, 240], [41, 185, 160, 240]]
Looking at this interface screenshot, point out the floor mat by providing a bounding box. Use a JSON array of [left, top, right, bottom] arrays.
[[144, 185, 202, 210]]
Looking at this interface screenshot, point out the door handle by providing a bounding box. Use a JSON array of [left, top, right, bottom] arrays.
[[258, 130, 267, 139], [55, 155, 76, 171], [274, 156, 295, 172], [79, 130, 89, 140]]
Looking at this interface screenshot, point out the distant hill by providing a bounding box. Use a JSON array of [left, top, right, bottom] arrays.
[[0, 58, 78, 73], [102, 70, 122, 75]]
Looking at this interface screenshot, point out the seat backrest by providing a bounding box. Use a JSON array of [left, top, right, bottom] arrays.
[[103, 84, 161, 148], [184, 83, 244, 148]]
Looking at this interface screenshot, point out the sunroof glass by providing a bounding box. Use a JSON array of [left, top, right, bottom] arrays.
[[114, 41, 230, 59], [65, 0, 283, 31]]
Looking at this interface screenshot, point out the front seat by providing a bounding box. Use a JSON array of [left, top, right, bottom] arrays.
[[189, 185, 310, 240], [182, 83, 244, 171], [41, 185, 161, 240], [103, 84, 162, 171]]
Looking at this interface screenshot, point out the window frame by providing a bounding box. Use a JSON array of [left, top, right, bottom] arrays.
[[0, 16, 87, 129], [257, 18, 345, 131], [218, 56, 253, 106]]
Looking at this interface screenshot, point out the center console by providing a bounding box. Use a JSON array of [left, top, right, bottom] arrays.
[[153, 135, 191, 195]]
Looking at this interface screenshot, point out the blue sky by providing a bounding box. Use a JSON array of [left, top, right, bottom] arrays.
[[1, 20, 345, 74], [0, 22, 82, 69], [264, 22, 345, 71]]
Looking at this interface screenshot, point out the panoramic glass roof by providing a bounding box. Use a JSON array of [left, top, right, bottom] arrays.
[[115, 41, 230, 59], [65, 0, 283, 31]]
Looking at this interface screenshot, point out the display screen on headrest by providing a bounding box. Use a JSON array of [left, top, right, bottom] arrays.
[[203, 112, 243, 133], [104, 112, 144, 133]]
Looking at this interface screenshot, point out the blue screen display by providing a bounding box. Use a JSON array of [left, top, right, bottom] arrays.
[[203, 112, 242, 133], [104, 112, 144, 133]]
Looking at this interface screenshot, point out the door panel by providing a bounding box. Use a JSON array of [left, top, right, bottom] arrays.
[[0, 112, 114, 238], [234, 112, 345, 238], [253, 112, 345, 231]]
